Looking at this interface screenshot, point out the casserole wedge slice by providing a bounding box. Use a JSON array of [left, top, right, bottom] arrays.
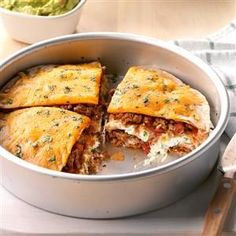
[[106, 66, 213, 165]]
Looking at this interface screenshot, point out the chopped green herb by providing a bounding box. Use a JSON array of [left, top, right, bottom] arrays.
[[114, 88, 122, 95], [83, 85, 91, 91], [184, 137, 189, 141], [53, 122, 59, 127], [43, 95, 49, 99], [91, 148, 97, 154], [15, 144, 22, 158], [60, 72, 65, 79], [143, 131, 148, 137], [72, 116, 81, 121], [5, 98, 13, 104], [90, 77, 97, 82], [146, 77, 156, 82], [42, 135, 53, 143], [44, 110, 50, 116], [132, 84, 139, 89], [193, 114, 199, 120], [143, 96, 149, 104], [32, 141, 39, 148], [64, 86, 72, 94], [164, 98, 170, 103], [63, 68, 81, 72], [48, 155, 56, 163], [163, 84, 167, 90], [67, 132, 72, 137], [36, 110, 42, 115], [48, 85, 56, 91]]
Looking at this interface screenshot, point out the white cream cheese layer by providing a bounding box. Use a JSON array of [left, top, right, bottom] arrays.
[[105, 119, 150, 142], [145, 134, 193, 166]]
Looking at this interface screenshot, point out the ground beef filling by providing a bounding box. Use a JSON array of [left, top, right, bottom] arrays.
[[62, 130, 107, 174], [63, 145, 106, 174], [62, 140, 86, 174], [107, 113, 198, 154], [169, 146, 192, 155], [107, 130, 145, 149], [109, 113, 198, 136], [60, 103, 104, 134], [60, 104, 106, 174], [59, 104, 103, 123]]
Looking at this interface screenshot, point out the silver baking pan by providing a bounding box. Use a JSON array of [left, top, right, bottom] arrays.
[[0, 33, 229, 218]]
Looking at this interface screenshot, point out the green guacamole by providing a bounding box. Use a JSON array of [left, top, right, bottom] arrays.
[[0, 0, 80, 16]]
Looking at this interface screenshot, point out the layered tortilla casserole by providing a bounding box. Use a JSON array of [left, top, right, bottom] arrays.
[[0, 62, 107, 174], [0, 63, 213, 173], [106, 66, 212, 165]]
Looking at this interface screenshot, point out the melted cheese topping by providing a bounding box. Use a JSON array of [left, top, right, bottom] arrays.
[[0, 62, 102, 109], [108, 66, 212, 131], [0, 107, 90, 171]]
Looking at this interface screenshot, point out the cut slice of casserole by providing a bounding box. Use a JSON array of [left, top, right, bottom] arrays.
[[106, 66, 213, 166], [0, 62, 108, 174], [0, 107, 104, 173]]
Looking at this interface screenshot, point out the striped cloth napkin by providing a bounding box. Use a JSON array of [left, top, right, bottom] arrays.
[[172, 20, 236, 140]]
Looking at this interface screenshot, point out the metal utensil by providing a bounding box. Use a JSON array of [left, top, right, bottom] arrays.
[[202, 133, 236, 236]]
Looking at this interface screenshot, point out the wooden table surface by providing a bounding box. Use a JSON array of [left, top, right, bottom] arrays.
[[0, 0, 236, 235], [0, 0, 236, 60]]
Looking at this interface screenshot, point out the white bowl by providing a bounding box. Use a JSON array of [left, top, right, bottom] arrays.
[[0, 0, 86, 44]]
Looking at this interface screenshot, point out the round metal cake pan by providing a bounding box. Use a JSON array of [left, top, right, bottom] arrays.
[[0, 33, 229, 218]]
